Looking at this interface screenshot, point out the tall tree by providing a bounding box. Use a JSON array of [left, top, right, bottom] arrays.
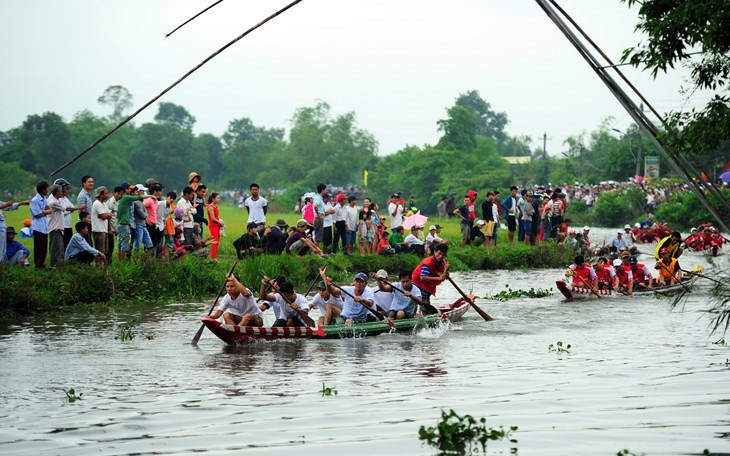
[[219, 117, 284, 188], [97, 85, 133, 124], [154, 102, 196, 131], [67, 110, 134, 185], [436, 105, 479, 151], [455, 90, 509, 142], [621, 0, 730, 154], [17, 112, 72, 178]]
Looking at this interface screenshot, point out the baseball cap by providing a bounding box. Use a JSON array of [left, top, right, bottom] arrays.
[[613, 259, 622, 267], [336, 193, 346, 201], [617, 230, 623, 234], [374, 269, 388, 279], [120, 182, 130, 190], [316, 281, 327, 290], [583, 226, 590, 231], [624, 224, 631, 229], [428, 225, 437, 231], [354, 272, 368, 282], [477, 219, 485, 226], [659, 247, 669, 254], [296, 219, 308, 227]]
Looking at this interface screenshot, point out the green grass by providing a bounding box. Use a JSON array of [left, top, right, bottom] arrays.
[[1, 203, 576, 321]]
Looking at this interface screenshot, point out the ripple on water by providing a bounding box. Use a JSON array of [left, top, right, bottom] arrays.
[[0, 246, 729, 455]]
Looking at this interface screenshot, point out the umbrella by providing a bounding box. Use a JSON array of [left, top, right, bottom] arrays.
[[719, 171, 730, 183], [401, 211, 428, 230]]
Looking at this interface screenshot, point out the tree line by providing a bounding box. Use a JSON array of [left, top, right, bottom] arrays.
[[2, 84, 726, 215]]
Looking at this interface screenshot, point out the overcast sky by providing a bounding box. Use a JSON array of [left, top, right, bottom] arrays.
[[1, 0, 709, 157]]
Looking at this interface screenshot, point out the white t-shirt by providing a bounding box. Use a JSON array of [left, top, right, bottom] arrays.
[[176, 197, 196, 229], [323, 202, 334, 228], [219, 292, 263, 317], [244, 196, 268, 224], [91, 200, 110, 233], [404, 233, 423, 246], [368, 285, 393, 312], [389, 202, 404, 228], [309, 292, 344, 315], [269, 293, 308, 320]]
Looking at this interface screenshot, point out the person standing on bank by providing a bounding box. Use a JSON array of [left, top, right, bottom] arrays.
[[1, 198, 30, 264], [244, 183, 268, 236], [30, 181, 51, 268]]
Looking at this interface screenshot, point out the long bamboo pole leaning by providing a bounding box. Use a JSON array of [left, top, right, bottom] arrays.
[[445, 276, 493, 322], [192, 260, 238, 345]]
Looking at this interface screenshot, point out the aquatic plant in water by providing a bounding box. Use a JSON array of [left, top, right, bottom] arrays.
[[484, 284, 553, 301], [65, 388, 82, 403], [548, 341, 571, 353], [418, 409, 518, 454], [321, 383, 337, 396], [115, 319, 138, 342]]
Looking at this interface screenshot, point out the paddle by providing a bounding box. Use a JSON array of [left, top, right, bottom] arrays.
[[656, 259, 690, 293], [571, 268, 602, 299], [375, 276, 439, 315], [192, 260, 238, 345], [258, 272, 317, 327], [680, 266, 722, 285], [303, 275, 320, 297], [446, 276, 493, 321], [329, 282, 388, 323]]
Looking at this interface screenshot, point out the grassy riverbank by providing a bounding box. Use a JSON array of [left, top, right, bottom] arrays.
[[0, 204, 575, 321]]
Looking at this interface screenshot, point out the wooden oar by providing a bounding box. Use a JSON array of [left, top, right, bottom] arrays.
[[329, 282, 388, 322], [258, 272, 317, 327], [303, 270, 323, 297], [572, 270, 602, 299], [657, 260, 690, 293], [680, 266, 722, 285], [192, 260, 238, 345], [446, 276, 493, 321], [375, 276, 439, 315]]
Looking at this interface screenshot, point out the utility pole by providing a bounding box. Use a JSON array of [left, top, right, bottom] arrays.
[[635, 103, 643, 177], [580, 144, 585, 178], [542, 132, 551, 158]]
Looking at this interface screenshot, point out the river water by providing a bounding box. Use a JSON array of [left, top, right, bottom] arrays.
[[1, 228, 728, 455]]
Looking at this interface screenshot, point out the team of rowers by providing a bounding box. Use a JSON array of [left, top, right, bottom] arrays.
[[208, 243, 451, 328], [565, 247, 683, 296]]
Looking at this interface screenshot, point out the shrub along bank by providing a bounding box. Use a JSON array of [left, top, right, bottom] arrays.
[[0, 242, 576, 323]]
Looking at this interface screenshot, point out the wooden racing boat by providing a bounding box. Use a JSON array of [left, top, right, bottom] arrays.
[[202, 295, 476, 345], [556, 266, 703, 299]]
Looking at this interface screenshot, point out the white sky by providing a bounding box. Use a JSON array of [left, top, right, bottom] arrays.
[[1, 0, 708, 157]]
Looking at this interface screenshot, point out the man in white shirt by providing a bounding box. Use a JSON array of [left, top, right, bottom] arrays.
[[322, 193, 335, 253], [260, 280, 310, 327], [243, 183, 268, 236], [425, 224, 447, 254], [388, 193, 404, 229], [308, 281, 345, 326], [209, 274, 264, 327], [403, 226, 426, 256], [47, 185, 68, 267], [176, 187, 197, 246], [91, 186, 111, 261], [332, 193, 348, 254]]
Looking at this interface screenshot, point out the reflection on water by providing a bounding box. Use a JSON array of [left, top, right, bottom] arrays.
[[0, 230, 728, 455]]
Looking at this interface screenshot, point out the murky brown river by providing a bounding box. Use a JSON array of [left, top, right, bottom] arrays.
[[1, 228, 728, 455]]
